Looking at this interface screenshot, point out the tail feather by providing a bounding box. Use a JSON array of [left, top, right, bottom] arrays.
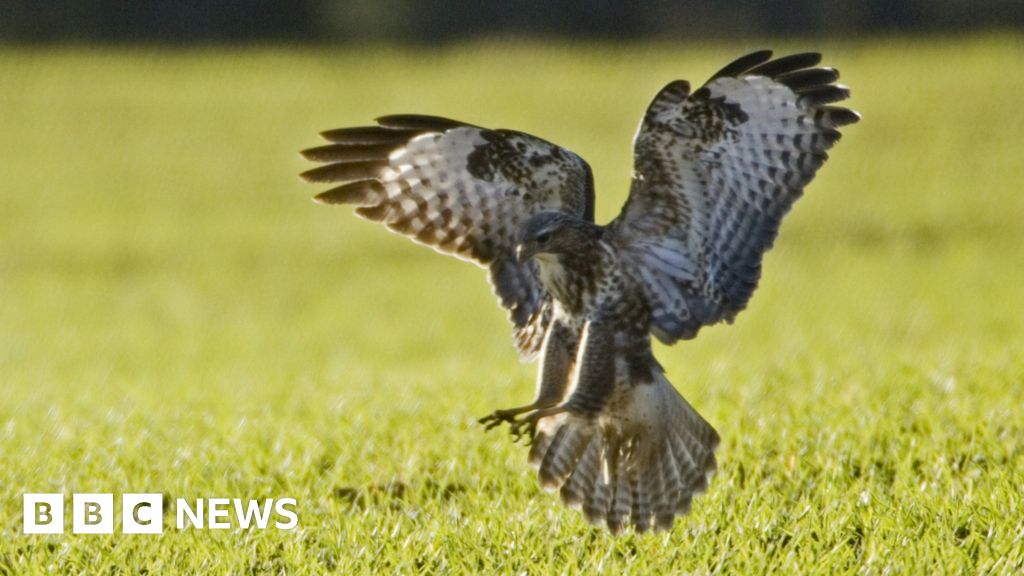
[[676, 494, 693, 517], [581, 464, 612, 525], [653, 464, 677, 530], [533, 372, 718, 533], [631, 469, 652, 533], [669, 397, 719, 469], [659, 439, 690, 516], [607, 462, 633, 533], [667, 426, 710, 496], [560, 437, 600, 509], [658, 440, 682, 498], [538, 424, 592, 490], [527, 432, 551, 468], [649, 453, 675, 531], [527, 413, 565, 467]]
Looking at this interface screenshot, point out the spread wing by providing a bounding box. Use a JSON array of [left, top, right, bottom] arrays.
[[611, 51, 860, 343], [300, 115, 595, 359]]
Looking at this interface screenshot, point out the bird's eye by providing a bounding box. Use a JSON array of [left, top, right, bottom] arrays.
[[536, 232, 552, 244]]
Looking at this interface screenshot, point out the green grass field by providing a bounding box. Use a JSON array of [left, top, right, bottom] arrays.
[[1, 36, 1023, 574]]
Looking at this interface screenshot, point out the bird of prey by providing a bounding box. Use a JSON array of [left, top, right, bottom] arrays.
[[300, 51, 858, 533]]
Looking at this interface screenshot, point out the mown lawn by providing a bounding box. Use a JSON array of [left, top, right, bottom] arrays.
[[1, 36, 1022, 574]]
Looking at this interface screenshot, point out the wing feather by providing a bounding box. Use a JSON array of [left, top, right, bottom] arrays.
[[612, 51, 859, 343], [302, 115, 594, 359]]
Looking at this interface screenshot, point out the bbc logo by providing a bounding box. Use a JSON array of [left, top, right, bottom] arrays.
[[23, 493, 298, 534], [23, 493, 163, 535]]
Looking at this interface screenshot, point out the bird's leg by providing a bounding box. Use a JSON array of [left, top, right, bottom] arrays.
[[478, 403, 545, 431], [479, 319, 579, 435], [509, 319, 614, 444], [510, 405, 568, 442]]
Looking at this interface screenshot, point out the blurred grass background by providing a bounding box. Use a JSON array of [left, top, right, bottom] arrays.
[[0, 36, 1022, 573]]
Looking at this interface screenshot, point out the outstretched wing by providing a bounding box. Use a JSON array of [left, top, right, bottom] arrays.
[[611, 51, 860, 343], [301, 115, 594, 359]]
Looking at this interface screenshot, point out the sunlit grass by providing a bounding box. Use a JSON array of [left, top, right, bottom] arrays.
[[1, 36, 1022, 573]]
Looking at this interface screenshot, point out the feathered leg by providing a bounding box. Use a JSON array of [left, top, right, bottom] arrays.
[[479, 319, 579, 437]]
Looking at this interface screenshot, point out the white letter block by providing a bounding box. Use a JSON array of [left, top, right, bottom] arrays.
[[23, 494, 64, 534], [123, 493, 164, 534], [73, 493, 114, 534]]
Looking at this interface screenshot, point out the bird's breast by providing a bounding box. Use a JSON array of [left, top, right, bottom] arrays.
[[535, 248, 617, 317], [536, 257, 583, 314]]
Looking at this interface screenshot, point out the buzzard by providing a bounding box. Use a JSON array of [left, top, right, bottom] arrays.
[[301, 51, 858, 533]]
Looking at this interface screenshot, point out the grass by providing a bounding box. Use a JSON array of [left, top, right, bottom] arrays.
[[1, 35, 1023, 574]]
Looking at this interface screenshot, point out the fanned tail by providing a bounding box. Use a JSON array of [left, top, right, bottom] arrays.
[[530, 372, 718, 533]]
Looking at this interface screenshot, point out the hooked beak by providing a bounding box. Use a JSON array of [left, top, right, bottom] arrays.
[[515, 243, 532, 264]]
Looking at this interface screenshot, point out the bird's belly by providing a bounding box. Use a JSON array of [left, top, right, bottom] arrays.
[[612, 344, 657, 389], [598, 360, 662, 435]]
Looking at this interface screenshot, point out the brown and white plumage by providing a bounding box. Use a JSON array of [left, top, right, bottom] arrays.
[[615, 51, 859, 342], [303, 116, 594, 359], [301, 51, 859, 533]]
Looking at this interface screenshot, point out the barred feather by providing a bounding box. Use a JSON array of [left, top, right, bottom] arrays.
[[631, 467, 652, 533], [560, 438, 601, 509], [302, 116, 594, 360], [535, 372, 719, 532], [538, 422, 592, 490], [582, 469, 612, 526], [614, 51, 859, 343], [607, 462, 632, 533]]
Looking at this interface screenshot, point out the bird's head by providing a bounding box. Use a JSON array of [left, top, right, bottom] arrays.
[[515, 211, 599, 264]]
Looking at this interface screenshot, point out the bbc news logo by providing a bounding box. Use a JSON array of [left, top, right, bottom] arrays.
[[23, 494, 298, 534]]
